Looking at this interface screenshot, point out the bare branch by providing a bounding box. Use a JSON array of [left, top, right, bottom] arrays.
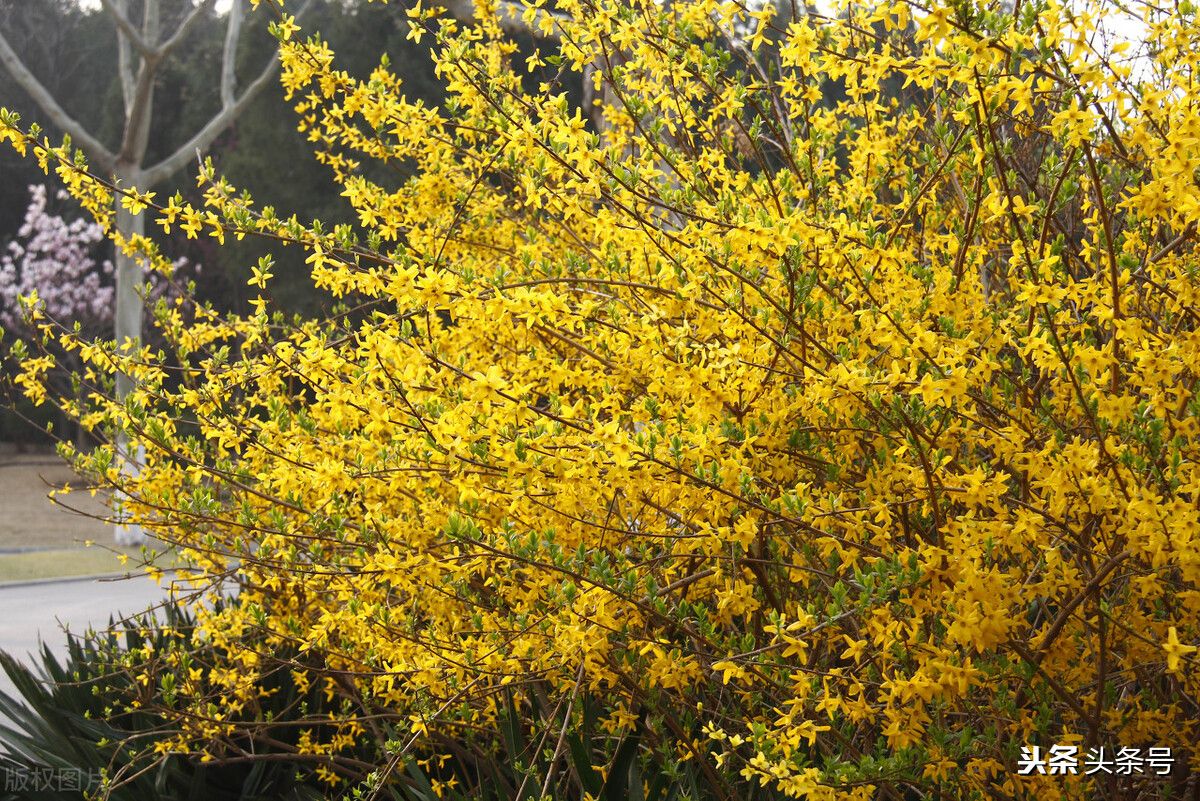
[[142, 0, 315, 186], [98, 0, 155, 57], [112, 0, 137, 112], [141, 0, 161, 49], [143, 62, 270, 184], [0, 30, 115, 171], [113, 2, 162, 165], [158, 0, 218, 58], [221, 0, 246, 110], [443, 0, 566, 39]]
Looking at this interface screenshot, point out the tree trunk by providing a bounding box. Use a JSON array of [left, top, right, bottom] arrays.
[[113, 163, 146, 547]]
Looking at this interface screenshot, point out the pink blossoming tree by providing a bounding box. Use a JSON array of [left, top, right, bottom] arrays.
[[0, 184, 116, 336]]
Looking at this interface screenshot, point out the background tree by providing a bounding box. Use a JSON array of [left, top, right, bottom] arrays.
[[0, 0, 310, 543], [0, 183, 196, 448]]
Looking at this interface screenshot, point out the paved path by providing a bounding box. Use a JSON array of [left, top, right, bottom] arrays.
[[0, 575, 172, 701]]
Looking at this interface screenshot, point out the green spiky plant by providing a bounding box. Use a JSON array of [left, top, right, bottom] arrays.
[[1, 602, 773, 801], [355, 689, 759, 801], [0, 601, 332, 801]]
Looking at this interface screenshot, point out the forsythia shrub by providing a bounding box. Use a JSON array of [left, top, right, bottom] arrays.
[[3, 0, 1199, 797]]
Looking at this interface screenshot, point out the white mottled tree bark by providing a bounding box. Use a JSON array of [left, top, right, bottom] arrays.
[[112, 165, 146, 546]]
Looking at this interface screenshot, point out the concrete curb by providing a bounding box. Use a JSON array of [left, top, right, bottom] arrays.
[[0, 572, 140, 590]]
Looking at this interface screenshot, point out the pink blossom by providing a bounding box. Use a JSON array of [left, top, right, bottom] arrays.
[[0, 185, 195, 337], [0, 185, 114, 333]]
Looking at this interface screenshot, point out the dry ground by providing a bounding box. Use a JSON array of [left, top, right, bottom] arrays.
[[0, 446, 112, 552], [0, 445, 163, 581]]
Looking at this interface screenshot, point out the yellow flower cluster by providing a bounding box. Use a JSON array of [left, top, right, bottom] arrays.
[[5, 0, 1200, 796]]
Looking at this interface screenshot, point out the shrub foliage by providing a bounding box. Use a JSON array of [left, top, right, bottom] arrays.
[[3, 0, 1199, 798]]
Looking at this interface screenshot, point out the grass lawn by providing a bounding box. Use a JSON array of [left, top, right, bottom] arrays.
[[0, 547, 131, 583], [0, 545, 176, 584]]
